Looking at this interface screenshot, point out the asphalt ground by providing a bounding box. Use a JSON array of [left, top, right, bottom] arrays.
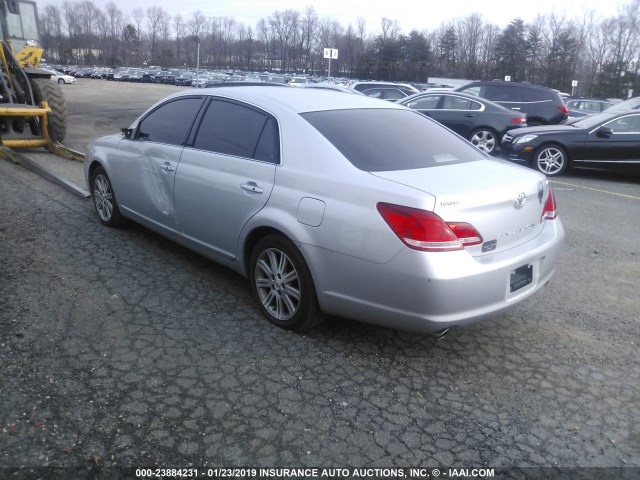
[[0, 79, 639, 479]]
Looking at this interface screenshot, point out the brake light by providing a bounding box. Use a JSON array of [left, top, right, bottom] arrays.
[[557, 105, 569, 115], [541, 187, 557, 221], [448, 223, 483, 246], [511, 117, 527, 125], [377, 203, 482, 251]]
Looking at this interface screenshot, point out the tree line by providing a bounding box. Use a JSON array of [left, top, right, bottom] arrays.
[[40, 0, 640, 98]]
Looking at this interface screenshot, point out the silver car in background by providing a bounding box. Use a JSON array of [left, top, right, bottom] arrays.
[[85, 87, 564, 333]]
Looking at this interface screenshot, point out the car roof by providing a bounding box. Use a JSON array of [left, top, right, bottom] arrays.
[[167, 85, 405, 114], [459, 80, 554, 91]]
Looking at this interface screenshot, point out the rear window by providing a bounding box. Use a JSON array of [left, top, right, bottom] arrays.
[[301, 109, 483, 171]]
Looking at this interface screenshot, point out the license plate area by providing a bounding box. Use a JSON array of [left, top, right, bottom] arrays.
[[510, 264, 533, 292]]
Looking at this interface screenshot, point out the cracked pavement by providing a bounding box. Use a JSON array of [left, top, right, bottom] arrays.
[[0, 81, 639, 474]]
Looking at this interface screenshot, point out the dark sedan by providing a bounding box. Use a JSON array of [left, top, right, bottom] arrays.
[[398, 91, 527, 154], [501, 97, 640, 176]]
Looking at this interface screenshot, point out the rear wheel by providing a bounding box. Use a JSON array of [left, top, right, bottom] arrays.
[[250, 234, 324, 331], [469, 128, 497, 154], [30, 78, 68, 142], [533, 144, 569, 176]]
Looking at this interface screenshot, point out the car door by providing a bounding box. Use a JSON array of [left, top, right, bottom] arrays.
[[583, 114, 640, 165], [173, 98, 278, 260], [434, 94, 483, 138], [110, 96, 205, 232]]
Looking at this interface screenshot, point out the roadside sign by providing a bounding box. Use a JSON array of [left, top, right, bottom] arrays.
[[323, 48, 338, 59]]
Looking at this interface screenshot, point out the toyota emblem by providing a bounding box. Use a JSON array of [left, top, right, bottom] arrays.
[[514, 192, 526, 208]]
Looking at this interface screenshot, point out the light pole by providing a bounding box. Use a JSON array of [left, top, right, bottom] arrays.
[[195, 36, 200, 77]]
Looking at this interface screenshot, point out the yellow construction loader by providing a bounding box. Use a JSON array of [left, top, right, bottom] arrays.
[[0, 0, 82, 162]]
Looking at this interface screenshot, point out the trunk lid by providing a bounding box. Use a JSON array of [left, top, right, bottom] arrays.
[[371, 159, 550, 256]]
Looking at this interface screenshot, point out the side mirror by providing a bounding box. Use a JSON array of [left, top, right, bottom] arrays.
[[596, 126, 613, 137], [121, 128, 133, 139]]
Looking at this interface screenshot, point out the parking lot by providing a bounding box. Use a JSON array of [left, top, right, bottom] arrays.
[[1, 80, 639, 474]]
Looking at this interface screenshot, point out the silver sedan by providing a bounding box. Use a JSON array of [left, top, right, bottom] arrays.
[[85, 87, 564, 333]]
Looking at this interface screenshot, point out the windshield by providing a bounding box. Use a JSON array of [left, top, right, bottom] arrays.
[[571, 111, 623, 130], [606, 96, 640, 113], [302, 108, 483, 171]]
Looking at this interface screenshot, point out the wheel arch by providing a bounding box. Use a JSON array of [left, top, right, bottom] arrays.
[[87, 159, 104, 186], [242, 226, 286, 277]]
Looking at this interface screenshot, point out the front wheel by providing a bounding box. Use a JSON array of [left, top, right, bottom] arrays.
[[30, 78, 68, 142], [469, 128, 497, 154], [58, 78, 64, 84], [533, 144, 569, 176], [249, 234, 324, 331], [90, 166, 124, 227]]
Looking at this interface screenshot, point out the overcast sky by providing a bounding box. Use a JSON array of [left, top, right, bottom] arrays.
[[80, 0, 626, 33]]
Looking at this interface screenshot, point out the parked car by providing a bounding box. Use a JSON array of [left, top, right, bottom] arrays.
[[85, 86, 564, 333], [361, 86, 410, 101], [350, 81, 419, 96], [398, 91, 527, 154], [46, 70, 76, 84], [501, 96, 640, 176], [455, 80, 569, 125], [565, 98, 614, 119], [288, 76, 309, 86], [175, 73, 194, 86], [301, 83, 362, 94]]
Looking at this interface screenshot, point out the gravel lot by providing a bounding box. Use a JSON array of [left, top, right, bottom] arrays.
[[1, 79, 639, 478]]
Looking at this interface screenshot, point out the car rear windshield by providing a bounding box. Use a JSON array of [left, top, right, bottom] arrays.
[[301, 109, 482, 171]]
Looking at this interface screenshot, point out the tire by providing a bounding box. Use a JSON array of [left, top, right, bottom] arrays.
[[249, 234, 324, 332], [57, 78, 64, 84], [30, 78, 68, 142], [90, 166, 124, 228], [533, 144, 569, 177], [469, 128, 497, 154]]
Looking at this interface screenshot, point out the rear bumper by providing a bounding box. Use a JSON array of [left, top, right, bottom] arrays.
[[305, 218, 565, 333]]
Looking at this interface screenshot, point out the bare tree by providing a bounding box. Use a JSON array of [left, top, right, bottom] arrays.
[[269, 10, 299, 72], [173, 15, 185, 65], [105, 2, 123, 65], [256, 18, 272, 69], [146, 6, 167, 63], [41, 4, 64, 61], [300, 6, 318, 73]]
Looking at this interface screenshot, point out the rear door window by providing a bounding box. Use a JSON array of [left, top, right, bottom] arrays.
[[484, 85, 517, 102], [441, 95, 482, 110]]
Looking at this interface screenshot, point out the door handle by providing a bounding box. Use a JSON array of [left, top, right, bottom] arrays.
[[160, 163, 175, 172], [465, 113, 474, 117], [240, 182, 264, 194]]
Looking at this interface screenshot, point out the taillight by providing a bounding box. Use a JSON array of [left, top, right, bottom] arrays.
[[448, 223, 483, 246], [377, 203, 482, 252], [511, 117, 527, 125], [541, 187, 557, 221], [558, 105, 569, 115]]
